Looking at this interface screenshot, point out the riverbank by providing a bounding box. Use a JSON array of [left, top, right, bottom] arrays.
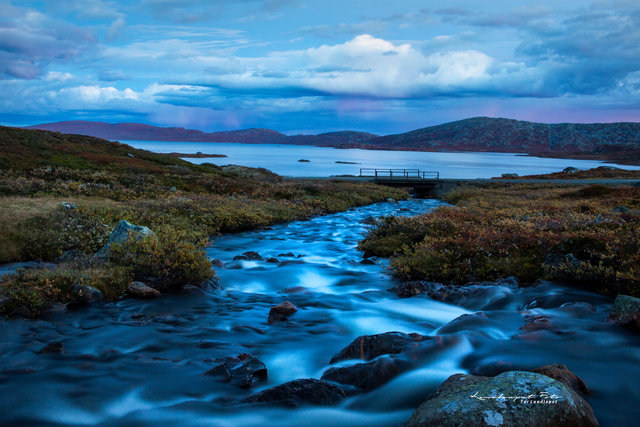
[[360, 176, 640, 298], [0, 126, 406, 317], [1, 197, 637, 426]]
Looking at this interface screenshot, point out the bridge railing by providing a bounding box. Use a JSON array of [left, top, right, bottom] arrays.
[[359, 168, 439, 180]]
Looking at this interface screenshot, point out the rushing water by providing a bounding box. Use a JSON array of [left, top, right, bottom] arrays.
[[123, 141, 640, 178], [1, 199, 639, 426]]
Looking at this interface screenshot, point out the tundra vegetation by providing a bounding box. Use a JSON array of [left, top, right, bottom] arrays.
[[0, 126, 406, 316], [360, 181, 640, 297]]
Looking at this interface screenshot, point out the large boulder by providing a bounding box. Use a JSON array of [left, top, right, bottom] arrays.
[[406, 371, 598, 427], [321, 356, 409, 391], [329, 331, 426, 364], [241, 379, 346, 407], [531, 364, 590, 395], [607, 295, 640, 330], [96, 220, 154, 258], [205, 353, 267, 388]]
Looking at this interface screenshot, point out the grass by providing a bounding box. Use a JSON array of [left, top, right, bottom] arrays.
[[502, 166, 640, 180], [0, 126, 407, 316], [360, 180, 640, 297]]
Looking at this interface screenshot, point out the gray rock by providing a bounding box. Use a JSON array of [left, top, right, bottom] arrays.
[[127, 281, 161, 299], [406, 371, 598, 427], [71, 284, 103, 305], [607, 294, 640, 330], [501, 173, 519, 178], [96, 220, 154, 258], [211, 259, 225, 268], [241, 379, 346, 407], [60, 202, 76, 210], [563, 167, 581, 173]]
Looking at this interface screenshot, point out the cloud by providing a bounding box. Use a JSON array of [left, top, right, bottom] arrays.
[[0, 5, 94, 79], [137, 0, 299, 23], [45, 71, 74, 82], [294, 20, 387, 39]]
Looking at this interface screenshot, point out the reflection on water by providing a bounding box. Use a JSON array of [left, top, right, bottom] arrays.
[[124, 140, 640, 178], [0, 199, 639, 426]]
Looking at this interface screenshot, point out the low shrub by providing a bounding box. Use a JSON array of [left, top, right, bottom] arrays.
[[361, 183, 640, 297]]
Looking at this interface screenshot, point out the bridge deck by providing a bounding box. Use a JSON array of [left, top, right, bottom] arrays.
[[359, 168, 440, 186]]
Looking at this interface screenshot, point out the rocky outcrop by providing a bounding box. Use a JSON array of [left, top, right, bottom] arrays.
[[607, 295, 640, 330], [205, 353, 267, 388], [127, 281, 161, 299], [406, 371, 599, 427], [329, 331, 426, 363], [268, 301, 298, 324], [241, 379, 346, 407]]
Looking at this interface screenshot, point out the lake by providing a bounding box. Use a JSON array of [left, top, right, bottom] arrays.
[[124, 141, 640, 178]]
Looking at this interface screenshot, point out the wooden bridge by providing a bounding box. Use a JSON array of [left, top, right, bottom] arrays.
[[359, 168, 441, 195]]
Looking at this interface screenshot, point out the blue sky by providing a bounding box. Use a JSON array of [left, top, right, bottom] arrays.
[[1, 0, 639, 134]]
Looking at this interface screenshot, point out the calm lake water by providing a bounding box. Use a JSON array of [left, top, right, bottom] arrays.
[[124, 141, 640, 178]]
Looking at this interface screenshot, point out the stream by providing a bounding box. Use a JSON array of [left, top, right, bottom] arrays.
[[1, 198, 639, 426]]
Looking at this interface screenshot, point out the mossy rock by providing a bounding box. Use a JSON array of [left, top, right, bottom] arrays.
[[406, 371, 598, 427]]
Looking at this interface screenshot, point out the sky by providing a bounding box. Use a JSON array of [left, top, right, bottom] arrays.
[[1, 0, 639, 134]]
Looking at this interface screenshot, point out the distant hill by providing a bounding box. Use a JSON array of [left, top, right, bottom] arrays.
[[0, 125, 218, 173], [27, 121, 377, 146], [27, 117, 640, 164], [359, 117, 640, 153]]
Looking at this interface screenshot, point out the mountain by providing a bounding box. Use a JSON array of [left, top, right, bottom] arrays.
[[26, 121, 289, 144], [27, 121, 376, 146], [360, 117, 640, 154], [27, 117, 640, 164]]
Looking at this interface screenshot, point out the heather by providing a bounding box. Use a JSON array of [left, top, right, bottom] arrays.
[[360, 182, 640, 297], [0, 126, 406, 316]]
